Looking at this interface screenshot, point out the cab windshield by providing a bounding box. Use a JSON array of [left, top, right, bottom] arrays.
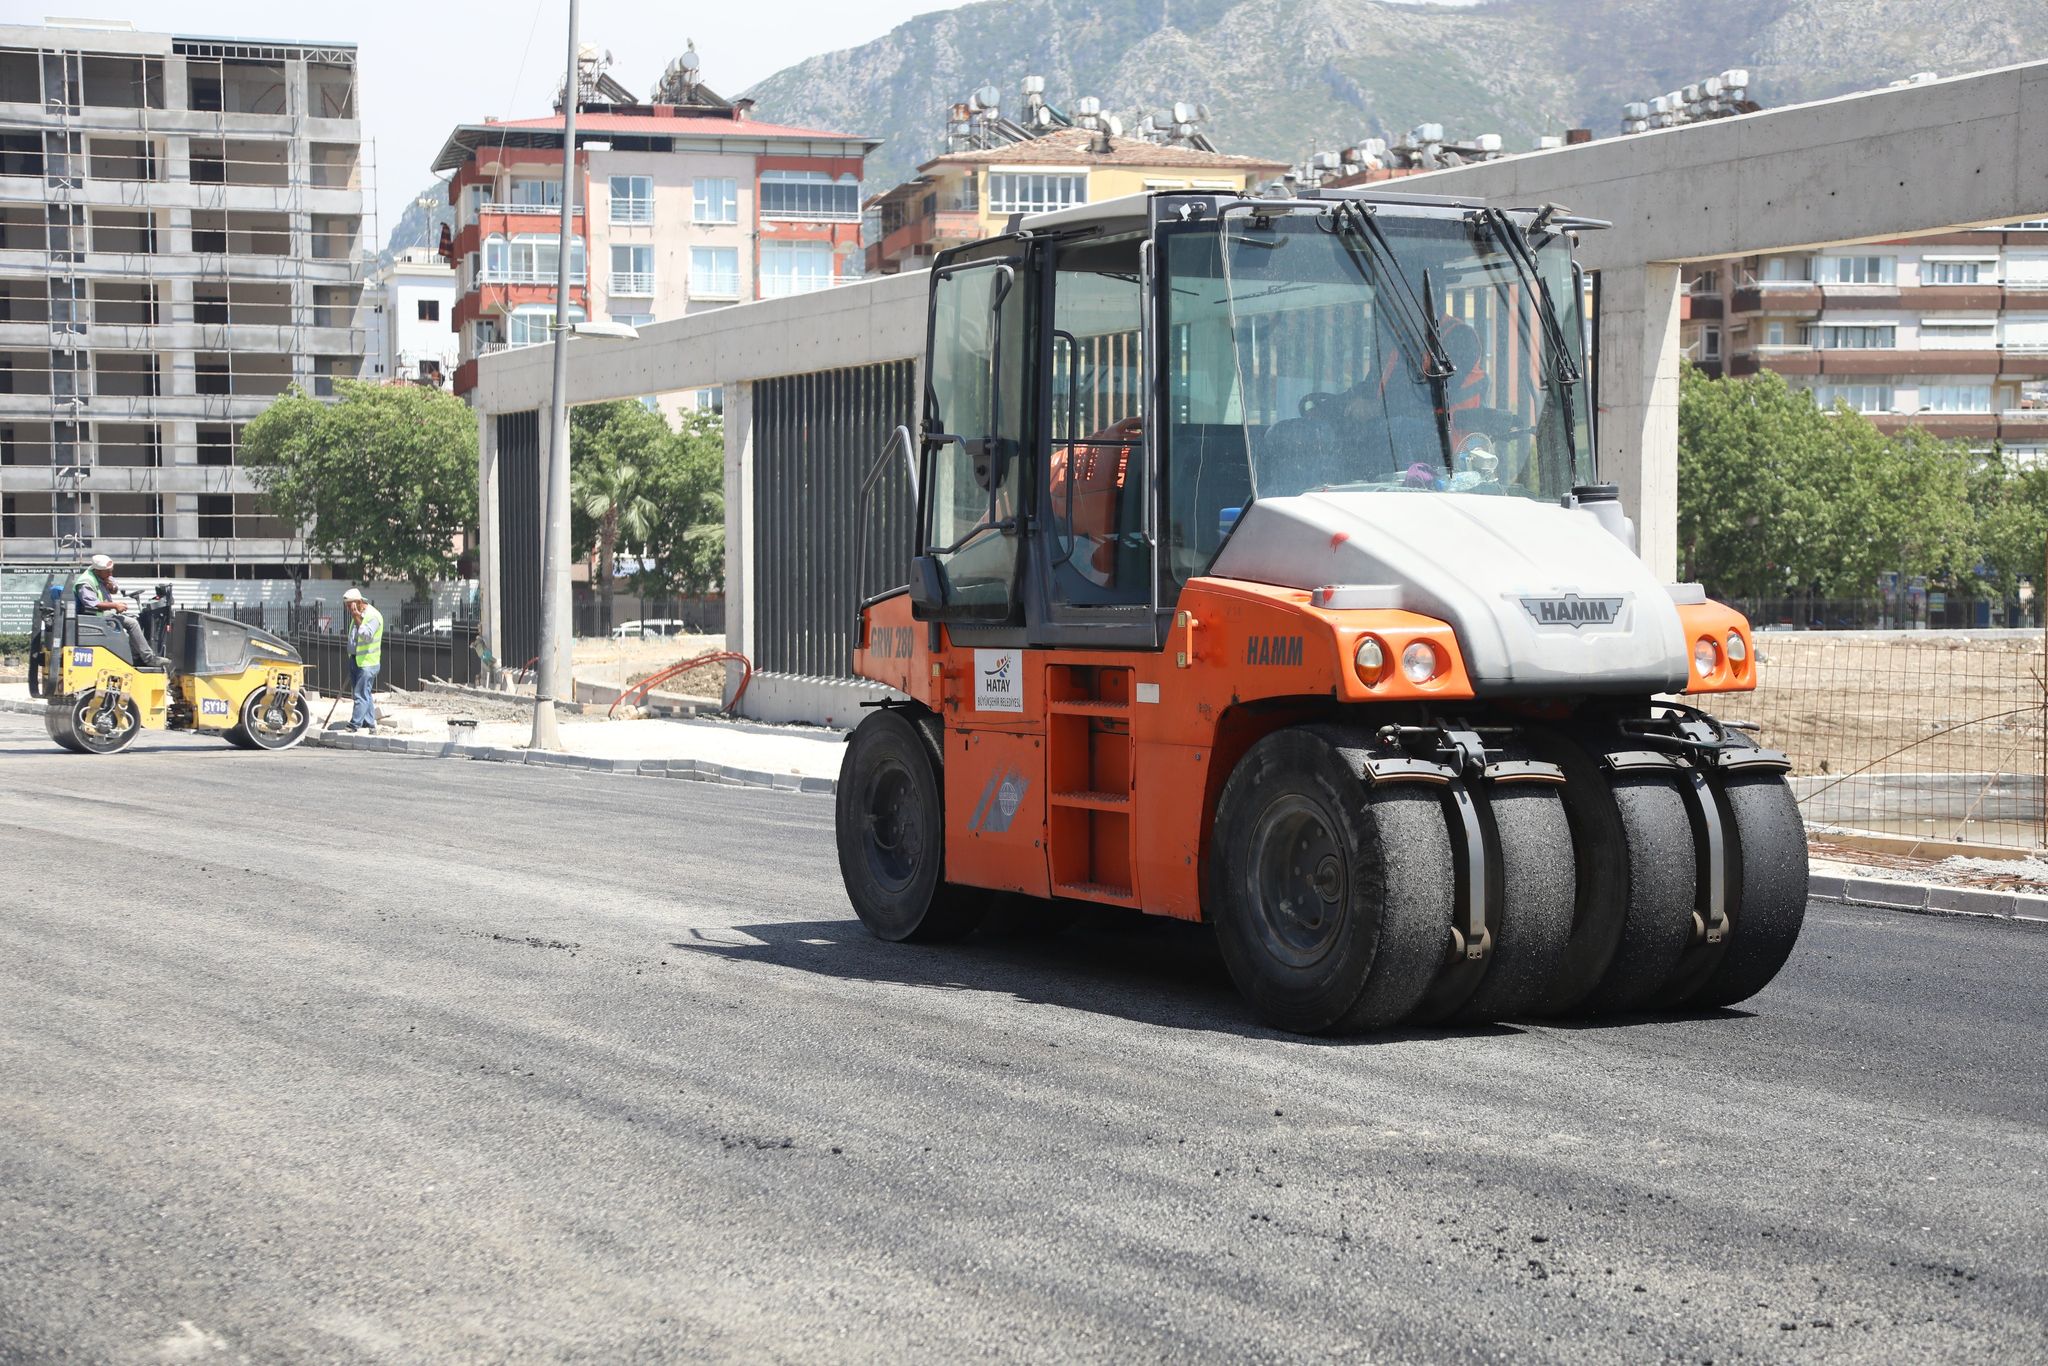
[[1161, 205, 1593, 580]]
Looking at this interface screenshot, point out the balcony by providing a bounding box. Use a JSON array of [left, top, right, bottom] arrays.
[[1730, 283, 1821, 315], [689, 274, 741, 301], [758, 274, 844, 299], [1686, 294, 1723, 321], [865, 209, 985, 274], [608, 272, 655, 297], [608, 199, 653, 225]]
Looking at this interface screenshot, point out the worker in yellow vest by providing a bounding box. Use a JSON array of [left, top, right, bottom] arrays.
[[340, 588, 384, 732]]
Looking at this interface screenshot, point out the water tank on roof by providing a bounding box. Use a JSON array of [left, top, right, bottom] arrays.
[[1474, 132, 1502, 152], [1074, 95, 1100, 117], [976, 85, 1000, 109], [1722, 69, 1750, 88], [1022, 74, 1045, 95]]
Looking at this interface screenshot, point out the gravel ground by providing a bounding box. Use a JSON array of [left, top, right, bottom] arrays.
[[0, 714, 2043, 1364]]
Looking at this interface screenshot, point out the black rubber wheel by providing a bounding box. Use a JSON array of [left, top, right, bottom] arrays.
[[239, 686, 310, 751], [1569, 762, 1701, 1017], [45, 702, 84, 753], [223, 724, 257, 749], [1674, 771, 1809, 1010], [1449, 783, 1578, 1022], [1207, 728, 1454, 1034], [835, 708, 984, 943], [52, 689, 140, 755]]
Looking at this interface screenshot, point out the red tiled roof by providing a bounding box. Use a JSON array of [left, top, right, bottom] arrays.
[[495, 111, 873, 142]]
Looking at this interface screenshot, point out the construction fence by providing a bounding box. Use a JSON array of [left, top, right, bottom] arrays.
[[1742, 629, 2046, 853]]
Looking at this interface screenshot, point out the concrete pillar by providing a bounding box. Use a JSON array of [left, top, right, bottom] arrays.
[[721, 382, 753, 699], [1595, 262, 1684, 581], [476, 407, 499, 680]]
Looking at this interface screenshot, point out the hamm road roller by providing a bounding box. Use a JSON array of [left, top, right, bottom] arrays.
[[28, 574, 311, 754], [836, 187, 1806, 1034]]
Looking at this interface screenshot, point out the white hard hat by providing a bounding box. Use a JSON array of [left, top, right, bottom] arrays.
[[90, 553, 113, 571], [341, 588, 366, 603]]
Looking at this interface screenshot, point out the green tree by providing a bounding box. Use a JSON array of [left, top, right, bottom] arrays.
[[638, 409, 725, 600], [1678, 366, 1982, 601], [569, 400, 671, 633], [1972, 448, 2048, 611], [241, 380, 478, 600]]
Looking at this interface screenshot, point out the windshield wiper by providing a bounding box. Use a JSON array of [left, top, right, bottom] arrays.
[[1324, 200, 1455, 471], [1478, 207, 1584, 472]]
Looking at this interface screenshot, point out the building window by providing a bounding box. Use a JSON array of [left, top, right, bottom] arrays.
[[986, 171, 1086, 215], [1920, 382, 1992, 414], [1701, 327, 1721, 361], [506, 303, 583, 347], [609, 175, 653, 224], [1922, 259, 1988, 285], [508, 178, 563, 209], [609, 244, 654, 296], [693, 177, 738, 225], [1815, 255, 1895, 285], [758, 239, 835, 297], [416, 299, 440, 322], [1808, 383, 1894, 414], [1689, 270, 1719, 294], [693, 387, 724, 415], [609, 312, 654, 328], [1763, 322, 1788, 347], [1920, 318, 1997, 350], [1759, 256, 1811, 283], [465, 185, 487, 217], [759, 169, 860, 220], [1806, 323, 1896, 350], [689, 246, 739, 299], [481, 233, 586, 285]]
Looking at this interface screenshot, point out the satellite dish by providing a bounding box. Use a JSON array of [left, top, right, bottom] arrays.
[[1035, 106, 1052, 127], [1172, 101, 1195, 124], [1104, 114, 1123, 139], [680, 47, 700, 73], [976, 84, 1000, 109]]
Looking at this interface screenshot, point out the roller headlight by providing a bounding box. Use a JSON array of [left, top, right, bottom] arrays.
[[1354, 636, 1388, 686], [1401, 640, 1443, 685], [1726, 631, 1748, 665], [1694, 637, 1722, 678]]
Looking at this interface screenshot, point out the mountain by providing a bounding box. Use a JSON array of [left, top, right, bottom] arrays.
[[740, 0, 2048, 193], [378, 183, 456, 270]]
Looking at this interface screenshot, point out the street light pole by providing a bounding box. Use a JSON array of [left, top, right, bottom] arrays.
[[530, 0, 580, 751]]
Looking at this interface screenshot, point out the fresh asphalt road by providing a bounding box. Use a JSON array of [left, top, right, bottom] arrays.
[[1, 713, 2043, 1365]]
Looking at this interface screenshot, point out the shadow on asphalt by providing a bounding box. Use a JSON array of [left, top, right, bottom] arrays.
[[671, 912, 1529, 1046]]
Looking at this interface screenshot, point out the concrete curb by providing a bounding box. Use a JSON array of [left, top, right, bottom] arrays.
[[1808, 871, 2048, 928], [303, 727, 835, 795]]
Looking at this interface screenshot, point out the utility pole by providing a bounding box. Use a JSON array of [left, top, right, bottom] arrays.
[[530, 0, 580, 751]]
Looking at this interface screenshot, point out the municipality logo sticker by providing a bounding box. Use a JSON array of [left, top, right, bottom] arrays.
[[974, 648, 1023, 712], [1517, 593, 1627, 629]]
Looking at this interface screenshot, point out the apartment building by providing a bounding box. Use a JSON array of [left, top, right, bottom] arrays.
[[364, 248, 457, 388], [433, 60, 878, 397], [865, 127, 1288, 276], [1680, 222, 2048, 460], [0, 20, 366, 576]]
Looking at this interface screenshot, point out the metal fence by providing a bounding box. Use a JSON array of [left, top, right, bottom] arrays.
[[752, 361, 918, 678], [290, 624, 483, 694], [1741, 630, 2046, 851], [1729, 595, 2041, 632]]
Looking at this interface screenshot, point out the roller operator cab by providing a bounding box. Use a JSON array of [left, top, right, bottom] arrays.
[[837, 189, 1807, 1034], [28, 573, 311, 755]]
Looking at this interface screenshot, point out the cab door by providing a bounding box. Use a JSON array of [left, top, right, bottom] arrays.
[[912, 244, 1032, 629]]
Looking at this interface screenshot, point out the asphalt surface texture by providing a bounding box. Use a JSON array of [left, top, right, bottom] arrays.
[[1, 712, 2043, 1365]]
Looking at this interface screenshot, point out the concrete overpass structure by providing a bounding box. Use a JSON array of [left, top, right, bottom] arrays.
[[469, 59, 2048, 722]]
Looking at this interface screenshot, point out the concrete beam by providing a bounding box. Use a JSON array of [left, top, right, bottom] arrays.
[[1400, 60, 2048, 268], [472, 272, 928, 415]]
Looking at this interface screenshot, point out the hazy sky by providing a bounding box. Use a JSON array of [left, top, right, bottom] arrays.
[[0, 0, 968, 228]]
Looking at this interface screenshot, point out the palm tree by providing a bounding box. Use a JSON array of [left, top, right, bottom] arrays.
[[573, 450, 659, 635]]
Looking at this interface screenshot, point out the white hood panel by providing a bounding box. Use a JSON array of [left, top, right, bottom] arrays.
[[1208, 492, 1690, 694]]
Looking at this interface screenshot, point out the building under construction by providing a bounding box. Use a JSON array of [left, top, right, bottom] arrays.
[[0, 19, 366, 580]]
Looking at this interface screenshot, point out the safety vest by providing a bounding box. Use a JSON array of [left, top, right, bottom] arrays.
[[351, 604, 384, 669], [72, 567, 105, 612]]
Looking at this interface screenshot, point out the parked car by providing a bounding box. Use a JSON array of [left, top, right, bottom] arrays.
[[611, 618, 692, 639]]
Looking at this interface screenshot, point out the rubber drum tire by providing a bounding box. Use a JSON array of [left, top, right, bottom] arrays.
[[1679, 771, 1809, 1010], [1573, 768, 1701, 1016], [1207, 728, 1455, 1034], [835, 707, 985, 943], [1451, 783, 1578, 1022]]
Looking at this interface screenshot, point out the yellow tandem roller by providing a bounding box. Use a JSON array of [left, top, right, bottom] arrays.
[[28, 579, 310, 755]]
